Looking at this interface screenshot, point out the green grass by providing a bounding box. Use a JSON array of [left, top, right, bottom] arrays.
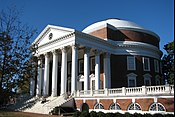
[[0, 111, 30, 117]]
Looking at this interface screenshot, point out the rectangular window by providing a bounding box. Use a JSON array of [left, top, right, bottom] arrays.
[[129, 79, 136, 87], [79, 60, 84, 73], [127, 56, 136, 70], [68, 62, 72, 75], [143, 57, 150, 71], [154, 59, 159, 73], [90, 57, 95, 71]]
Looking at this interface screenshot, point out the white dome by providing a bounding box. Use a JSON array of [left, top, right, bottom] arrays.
[[82, 19, 144, 33], [82, 18, 159, 39]]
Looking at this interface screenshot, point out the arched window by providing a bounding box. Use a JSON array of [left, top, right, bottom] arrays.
[[127, 73, 137, 87], [149, 103, 166, 111], [109, 103, 121, 110], [143, 74, 152, 86], [128, 103, 142, 111], [94, 103, 104, 109], [155, 75, 161, 85]]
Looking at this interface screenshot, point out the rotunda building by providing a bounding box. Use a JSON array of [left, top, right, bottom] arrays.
[[27, 18, 173, 115], [82, 18, 162, 88]]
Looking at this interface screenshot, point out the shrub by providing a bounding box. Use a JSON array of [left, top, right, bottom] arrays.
[[125, 112, 133, 117], [106, 113, 114, 117], [114, 112, 124, 117], [164, 114, 174, 117], [90, 111, 98, 117], [80, 111, 90, 117], [153, 113, 164, 117], [143, 113, 153, 117], [134, 113, 143, 117], [97, 111, 106, 117], [73, 110, 81, 117]]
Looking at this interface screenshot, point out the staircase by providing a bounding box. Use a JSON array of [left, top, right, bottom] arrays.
[[8, 94, 74, 114]]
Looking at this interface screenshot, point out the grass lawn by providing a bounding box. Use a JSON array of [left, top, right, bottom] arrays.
[[0, 110, 61, 117]]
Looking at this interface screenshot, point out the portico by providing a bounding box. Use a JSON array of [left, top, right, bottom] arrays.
[[32, 25, 112, 97]]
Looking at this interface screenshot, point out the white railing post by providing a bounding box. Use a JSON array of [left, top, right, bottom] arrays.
[[122, 87, 126, 95], [105, 88, 108, 96], [90, 89, 93, 96], [76, 90, 80, 97], [142, 86, 147, 94], [165, 84, 170, 94]]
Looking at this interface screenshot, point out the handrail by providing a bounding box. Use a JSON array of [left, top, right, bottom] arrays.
[[75, 85, 174, 97]]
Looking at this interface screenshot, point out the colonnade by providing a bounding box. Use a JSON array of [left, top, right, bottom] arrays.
[[33, 45, 111, 97]]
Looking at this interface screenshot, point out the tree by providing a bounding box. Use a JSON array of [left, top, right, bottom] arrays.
[[161, 41, 174, 84], [0, 7, 37, 104]]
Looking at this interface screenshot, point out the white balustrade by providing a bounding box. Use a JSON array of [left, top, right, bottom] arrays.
[[75, 85, 174, 97]]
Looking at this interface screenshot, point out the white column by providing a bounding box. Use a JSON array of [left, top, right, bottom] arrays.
[[95, 50, 100, 90], [43, 53, 50, 97], [84, 47, 90, 91], [36, 58, 42, 97], [71, 45, 78, 94], [103, 53, 111, 88], [51, 50, 59, 97], [61, 47, 67, 95], [30, 78, 35, 96]]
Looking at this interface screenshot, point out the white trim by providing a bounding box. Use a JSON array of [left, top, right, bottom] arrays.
[[127, 73, 137, 87], [127, 56, 136, 70], [154, 59, 159, 73], [143, 57, 150, 71]]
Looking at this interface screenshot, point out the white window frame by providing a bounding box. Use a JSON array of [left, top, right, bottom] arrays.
[[94, 103, 104, 109], [143, 57, 150, 71], [79, 59, 84, 73], [128, 102, 142, 111], [143, 73, 152, 86], [154, 59, 159, 73], [155, 75, 161, 85], [127, 56, 136, 70], [149, 102, 166, 111], [127, 73, 137, 87]]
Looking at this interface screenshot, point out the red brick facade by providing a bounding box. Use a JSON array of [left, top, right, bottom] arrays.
[[75, 97, 174, 112]]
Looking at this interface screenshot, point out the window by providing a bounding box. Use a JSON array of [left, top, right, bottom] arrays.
[[90, 57, 95, 71], [149, 103, 166, 111], [155, 75, 161, 85], [143, 57, 150, 71], [79, 60, 84, 73], [109, 103, 121, 110], [127, 73, 137, 87], [143, 74, 151, 86], [127, 56, 136, 70], [68, 62, 72, 75], [154, 59, 159, 73], [128, 103, 142, 111], [94, 103, 104, 109]]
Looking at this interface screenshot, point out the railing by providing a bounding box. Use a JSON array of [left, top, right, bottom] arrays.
[[75, 85, 174, 97]]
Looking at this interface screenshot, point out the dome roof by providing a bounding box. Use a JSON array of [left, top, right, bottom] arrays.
[[82, 18, 159, 39]]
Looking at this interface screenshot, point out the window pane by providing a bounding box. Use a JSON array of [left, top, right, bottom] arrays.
[[127, 56, 135, 70]]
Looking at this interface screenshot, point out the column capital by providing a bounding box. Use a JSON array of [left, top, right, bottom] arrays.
[[84, 47, 91, 53], [44, 52, 51, 58], [52, 49, 59, 55], [104, 52, 111, 58], [94, 49, 101, 55], [61, 46, 68, 53], [72, 44, 79, 49]]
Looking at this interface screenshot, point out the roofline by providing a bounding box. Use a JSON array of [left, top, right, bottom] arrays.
[[32, 25, 75, 45]]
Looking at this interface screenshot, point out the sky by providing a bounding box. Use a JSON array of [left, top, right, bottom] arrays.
[[0, 0, 174, 55]]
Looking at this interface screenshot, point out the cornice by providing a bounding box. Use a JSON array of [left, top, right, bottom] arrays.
[[38, 32, 75, 48]]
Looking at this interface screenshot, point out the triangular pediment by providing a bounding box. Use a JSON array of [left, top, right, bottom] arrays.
[[33, 25, 75, 47]]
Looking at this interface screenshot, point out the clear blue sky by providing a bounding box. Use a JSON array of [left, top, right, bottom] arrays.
[[0, 0, 174, 54]]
